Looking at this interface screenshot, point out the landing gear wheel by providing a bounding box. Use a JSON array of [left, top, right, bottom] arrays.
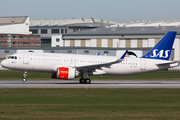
[[79, 78, 85, 84], [85, 78, 91, 84], [22, 71, 27, 82], [22, 78, 26, 82]]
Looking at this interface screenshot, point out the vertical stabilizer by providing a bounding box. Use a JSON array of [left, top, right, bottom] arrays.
[[141, 31, 177, 60]]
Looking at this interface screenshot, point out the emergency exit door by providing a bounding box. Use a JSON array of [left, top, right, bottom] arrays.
[[140, 60, 146, 70]]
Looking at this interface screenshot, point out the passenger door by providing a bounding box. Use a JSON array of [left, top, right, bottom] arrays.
[[23, 53, 29, 64]]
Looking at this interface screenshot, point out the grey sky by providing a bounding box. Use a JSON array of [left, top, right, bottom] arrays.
[[0, 0, 180, 23]]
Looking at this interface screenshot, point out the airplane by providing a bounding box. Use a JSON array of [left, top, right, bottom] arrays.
[[0, 31, 179, 84]]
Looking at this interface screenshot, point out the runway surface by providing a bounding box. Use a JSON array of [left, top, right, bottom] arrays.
[[1, 80, 180, 88]]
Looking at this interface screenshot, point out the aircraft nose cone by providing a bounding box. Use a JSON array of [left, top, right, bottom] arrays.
[[1, 60, 8, 68], [1, 60, 5, 67]]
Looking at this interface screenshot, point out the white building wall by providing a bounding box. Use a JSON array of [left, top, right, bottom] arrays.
[[173, 38, 179, 60], [148, 39, 155, 47], [113, 39, 119, 48], [0, 17, 30, 34], [142, 39, 148, 47], [120, 39, 126, 48], [91, 39, 97, 47], [85, 40, 91, 47], [132, 50, 143, 57], [116, 50, 127, 57], [51, 35, 63, 47], [65, 40, 70, 47], [131, 39, 137, 48], [75, 40, 81, 47], [101, 39, 108, 47]]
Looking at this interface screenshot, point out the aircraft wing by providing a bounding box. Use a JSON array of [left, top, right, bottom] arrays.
[[76, 50, 128, 71]]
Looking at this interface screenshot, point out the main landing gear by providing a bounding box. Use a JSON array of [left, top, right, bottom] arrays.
[[79, 78, 91, 84], [79, 71, 91, 84], [22, 71, 27, 82]]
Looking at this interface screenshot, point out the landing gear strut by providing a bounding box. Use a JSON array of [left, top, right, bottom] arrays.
[[79, 71, 91, 84], [22, 71, 27, 82]]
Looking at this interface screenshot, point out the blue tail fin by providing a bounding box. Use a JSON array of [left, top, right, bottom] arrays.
[[141, 31, 177, 60]]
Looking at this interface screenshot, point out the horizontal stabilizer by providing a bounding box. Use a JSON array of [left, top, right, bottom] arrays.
[[156, 61, 177, 65], [156, 61, 179, 68]]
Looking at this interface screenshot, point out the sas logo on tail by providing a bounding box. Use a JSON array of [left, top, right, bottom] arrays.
[[150, 49, 170, 58]]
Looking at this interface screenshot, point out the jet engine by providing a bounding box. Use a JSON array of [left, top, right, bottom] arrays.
[[51, 67, 79, 80]]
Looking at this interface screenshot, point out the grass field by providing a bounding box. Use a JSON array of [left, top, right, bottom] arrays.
[[0, 88, 180, 120], [1, 71, 180, 119], [0, 70, 180, 80]]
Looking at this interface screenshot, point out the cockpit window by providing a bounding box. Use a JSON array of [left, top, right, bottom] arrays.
[[7, 56, 17, 59]]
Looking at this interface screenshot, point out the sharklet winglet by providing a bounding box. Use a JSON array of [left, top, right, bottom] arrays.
[[119, 50, 128, 60]]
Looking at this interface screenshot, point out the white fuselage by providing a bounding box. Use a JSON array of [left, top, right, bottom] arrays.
[[1, 52, 176, 76]]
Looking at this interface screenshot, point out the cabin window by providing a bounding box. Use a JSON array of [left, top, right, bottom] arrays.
[[7, 56, 17, 59]]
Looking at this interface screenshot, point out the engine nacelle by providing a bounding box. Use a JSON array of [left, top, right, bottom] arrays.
[[51, 67, 79, 80]]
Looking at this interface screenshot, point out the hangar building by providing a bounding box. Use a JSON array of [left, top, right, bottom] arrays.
[[29, 18, 119, 47], [52, 26, 179, 61]]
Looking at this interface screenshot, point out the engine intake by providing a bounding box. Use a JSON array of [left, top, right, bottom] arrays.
[[51, 67, 79, 80]]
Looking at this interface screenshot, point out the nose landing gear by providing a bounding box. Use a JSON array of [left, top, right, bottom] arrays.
[[22, 71, 27, 82]]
